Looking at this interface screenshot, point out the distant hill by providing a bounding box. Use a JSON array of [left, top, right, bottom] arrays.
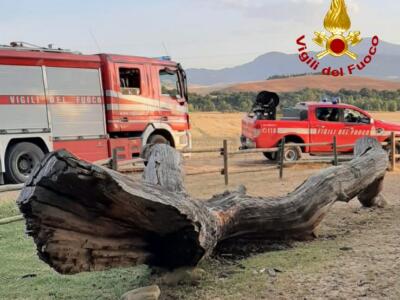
[[223, 75, 400, 93], [187, 38, 400, 85], [190, 75, 400, 95]]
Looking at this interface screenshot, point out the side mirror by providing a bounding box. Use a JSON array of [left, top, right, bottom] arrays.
[[370, 118, 374, 125], [177, 98, 186, 105]]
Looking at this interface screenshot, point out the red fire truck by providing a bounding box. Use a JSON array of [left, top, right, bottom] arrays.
[[0, 43, 191, 184], [241, 91, 400, 161]]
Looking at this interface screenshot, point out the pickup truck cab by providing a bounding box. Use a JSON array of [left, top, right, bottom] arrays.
[[241, 94, 400, 161]]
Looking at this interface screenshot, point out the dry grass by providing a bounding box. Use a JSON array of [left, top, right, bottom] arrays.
[[372, 111, 400, 122], [190, 112, 245, 149]]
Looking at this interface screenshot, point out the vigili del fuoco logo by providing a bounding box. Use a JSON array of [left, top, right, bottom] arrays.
[[296, 0, 379, 77]]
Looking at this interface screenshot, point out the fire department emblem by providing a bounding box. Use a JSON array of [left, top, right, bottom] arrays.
[[313, 0, 362, 60]]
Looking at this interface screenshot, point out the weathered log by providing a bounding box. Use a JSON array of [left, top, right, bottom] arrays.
[[17, 137, 388, 274]]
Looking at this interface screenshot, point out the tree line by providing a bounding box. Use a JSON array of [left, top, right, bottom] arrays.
[[188, 88, 400, 112], [266, 73, 321, 80]]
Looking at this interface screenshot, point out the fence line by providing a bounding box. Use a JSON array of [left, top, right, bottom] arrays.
[[182, 147, 222, 154], [182, 132, 398, 185], [229, 148, 279, 156], [0, 133, 398, 193]]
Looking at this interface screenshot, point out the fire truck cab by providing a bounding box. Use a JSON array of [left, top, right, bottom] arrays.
[[0, 43, 191, 184]]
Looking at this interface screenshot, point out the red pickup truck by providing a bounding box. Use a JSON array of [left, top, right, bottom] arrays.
[[241, 91, 400, 161]]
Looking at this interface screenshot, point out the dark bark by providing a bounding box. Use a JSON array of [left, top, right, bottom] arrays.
[[18, 137, 388, 274]]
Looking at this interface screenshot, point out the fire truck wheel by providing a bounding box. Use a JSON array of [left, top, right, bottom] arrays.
[[279, 144, 302, 162], [5, 142, 45, 184], [148, 134, 169, 145]]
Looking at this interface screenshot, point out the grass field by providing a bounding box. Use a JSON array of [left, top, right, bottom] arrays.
[[1, 111, 400, 299], [0, 220, 151, 299]]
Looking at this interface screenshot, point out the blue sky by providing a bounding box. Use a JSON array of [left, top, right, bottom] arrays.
[[1, 0, 399, 69]]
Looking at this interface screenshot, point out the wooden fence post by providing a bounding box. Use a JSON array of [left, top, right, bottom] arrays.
[[391, 132, 396, 171], [223, 140, 229, 186], [333, 136, 338, 166], [112, 148, 119, 171], [279, 137, 286, 179]]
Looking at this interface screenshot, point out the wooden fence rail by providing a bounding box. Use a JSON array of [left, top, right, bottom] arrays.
[[178, 132, 398, 186]]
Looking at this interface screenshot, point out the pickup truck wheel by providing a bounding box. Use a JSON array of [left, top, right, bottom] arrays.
[[263, 152, 277, 161], [279, 144, 302, 162], [387, 143, 400, 162], [5, 142, 45, 184]]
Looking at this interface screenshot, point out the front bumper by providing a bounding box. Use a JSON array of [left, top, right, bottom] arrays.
[[240, 135, 256, 150], [174, 130, 192, 151]]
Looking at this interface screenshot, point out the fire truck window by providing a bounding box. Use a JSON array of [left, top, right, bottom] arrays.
[[316, 108, 341, 122], [0, 65, 45, 95], [159, 69, 181, 98], [46, 67, 102, 96], [119, 68, 141, 96], [344, 109, 370, 124]]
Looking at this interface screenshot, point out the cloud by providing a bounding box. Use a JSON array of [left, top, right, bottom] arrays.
[[202, 0, 362, 27], [203, 0, 326, 23]]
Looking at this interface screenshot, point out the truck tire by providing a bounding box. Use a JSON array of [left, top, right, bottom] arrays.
[[148, 134, 169, 145], [387, 143, 400, 162], [278, 144, 302, 162], [5, 142, 45, 184], [263, 152, 277, 161]]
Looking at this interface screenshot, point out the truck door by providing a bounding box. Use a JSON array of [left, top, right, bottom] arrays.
[[114, 63, 152, 132], [309, 106, 345, 153], [155, 66, 188, 131], [338, 108, 372, 151]]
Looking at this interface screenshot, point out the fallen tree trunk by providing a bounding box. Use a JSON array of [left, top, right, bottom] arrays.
[[17, 137, 388, 274]]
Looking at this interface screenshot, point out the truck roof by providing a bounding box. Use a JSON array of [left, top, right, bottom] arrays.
[[100, 53, 177, 66], [299, 101, 361, 109], [0, 48, 100, 62], [297, 102, 373, 117], [0, 46, 178, 66]]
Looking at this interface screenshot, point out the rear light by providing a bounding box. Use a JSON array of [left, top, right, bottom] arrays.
[[186, 114, 191, 130], [253, 123, 261, 138], [253, 128, 261, 138]]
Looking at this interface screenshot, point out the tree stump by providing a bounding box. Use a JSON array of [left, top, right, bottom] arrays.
[[17, 137, 388, 274]]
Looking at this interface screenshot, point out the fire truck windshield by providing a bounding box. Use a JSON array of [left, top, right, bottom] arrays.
[[177, 63, 188, 103], [160, 68, 182, 99]]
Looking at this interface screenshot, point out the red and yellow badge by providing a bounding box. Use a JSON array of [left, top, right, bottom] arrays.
[[313, 0, 361, 60], [296, 0, 379, 77]]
